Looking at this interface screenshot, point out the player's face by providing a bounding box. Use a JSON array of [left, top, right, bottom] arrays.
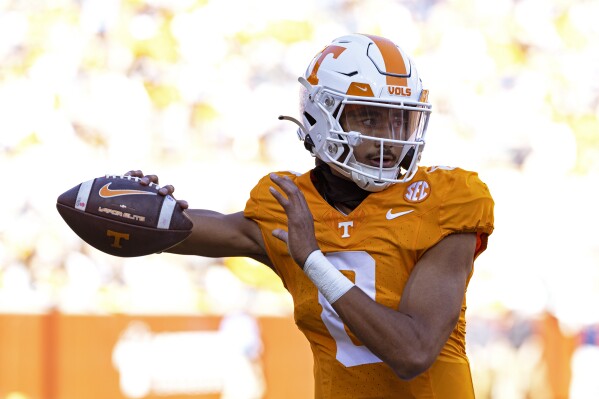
[[340, 104, 409, 168]]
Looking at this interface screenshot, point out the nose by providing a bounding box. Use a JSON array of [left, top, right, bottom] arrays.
[[374, 140, 393, 150]]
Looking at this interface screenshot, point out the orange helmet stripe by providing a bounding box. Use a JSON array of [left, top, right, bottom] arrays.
[[365, 35, 408, 87]]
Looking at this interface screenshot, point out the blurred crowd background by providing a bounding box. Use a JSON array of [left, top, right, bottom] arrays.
[[1, 0, 598, 398]]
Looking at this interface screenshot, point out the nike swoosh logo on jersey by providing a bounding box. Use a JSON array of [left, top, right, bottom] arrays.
[[386, 209, 414, 220], [355, 85, 368, 91], [99, 183, 157, 198]]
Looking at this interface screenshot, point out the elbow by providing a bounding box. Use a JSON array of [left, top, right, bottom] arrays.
[[388, 346, 437, 381], [391, 315, 461, 380], [393, 358, 433, 381]]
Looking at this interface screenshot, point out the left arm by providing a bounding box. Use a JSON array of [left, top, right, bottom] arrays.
[[331, 233, 475, 380], [269, 173, 476, 380]]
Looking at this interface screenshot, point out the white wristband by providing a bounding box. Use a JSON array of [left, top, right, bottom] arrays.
[[303, 250, 355, 304]]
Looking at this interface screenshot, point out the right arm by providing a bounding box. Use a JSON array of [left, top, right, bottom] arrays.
[[126, 170, 271, 268], [168, 210, 272, 268]]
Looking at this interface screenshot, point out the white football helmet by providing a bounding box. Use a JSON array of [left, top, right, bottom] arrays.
[[282, 34, 432, 192]]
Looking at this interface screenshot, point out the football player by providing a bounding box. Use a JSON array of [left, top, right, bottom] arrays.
[[130, 33, 494, 398]]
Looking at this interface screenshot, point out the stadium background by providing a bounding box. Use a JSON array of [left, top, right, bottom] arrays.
[[0, 0, 598, 398]]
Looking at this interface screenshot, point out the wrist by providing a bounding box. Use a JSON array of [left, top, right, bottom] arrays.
[[299, 245, 320, 267], [303, 250, 354, 304]]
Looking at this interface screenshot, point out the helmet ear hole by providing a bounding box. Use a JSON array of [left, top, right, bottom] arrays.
[[304, 112, 317, 126]]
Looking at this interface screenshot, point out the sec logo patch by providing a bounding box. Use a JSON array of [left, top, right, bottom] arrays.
[[405, 180, 430, 203]]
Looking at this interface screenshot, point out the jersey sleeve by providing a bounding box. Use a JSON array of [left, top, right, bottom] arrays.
[[244, 175, 269, 223], [244, 172, 292, 224], [438, 169, 494, 257], [243, 172, 300, 286]]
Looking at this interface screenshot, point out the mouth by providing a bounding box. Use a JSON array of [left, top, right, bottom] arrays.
[[368, 154, 398, 168]]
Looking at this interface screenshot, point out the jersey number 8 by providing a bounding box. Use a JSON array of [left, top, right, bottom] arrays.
[[319, 251, 383, 367]]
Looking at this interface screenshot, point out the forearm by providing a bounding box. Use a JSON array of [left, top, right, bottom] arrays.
[[167, 210, 268, 261], [332, 288, 442, 380]]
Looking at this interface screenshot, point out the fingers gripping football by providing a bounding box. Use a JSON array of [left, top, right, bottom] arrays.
[[269, 173, 319, 267], [125, 170, 188, 209]]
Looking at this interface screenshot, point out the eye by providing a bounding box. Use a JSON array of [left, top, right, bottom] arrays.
[[390, 111, 406, 127], [359, 111, 384, 128], [391, 117, 406, 129], [361, 118, 378, 128]]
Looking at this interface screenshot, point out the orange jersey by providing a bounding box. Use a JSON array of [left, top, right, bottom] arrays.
[[244, 165, 494, 399]]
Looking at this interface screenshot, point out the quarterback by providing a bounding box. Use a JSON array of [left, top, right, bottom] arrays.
[[131, 33, 494, 398]]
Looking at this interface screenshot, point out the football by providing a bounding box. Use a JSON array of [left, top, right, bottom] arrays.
[[56, 175, 193, 257]]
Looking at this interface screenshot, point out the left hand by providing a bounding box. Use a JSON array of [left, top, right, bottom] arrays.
[[269, 173, 319, 267]]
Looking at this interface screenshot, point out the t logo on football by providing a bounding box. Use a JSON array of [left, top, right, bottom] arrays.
[[107, 230, 130, 248]]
